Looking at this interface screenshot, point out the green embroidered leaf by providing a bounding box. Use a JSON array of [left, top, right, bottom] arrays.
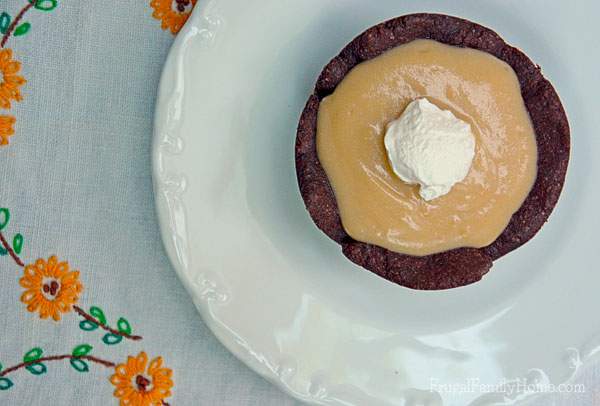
[[23, 347, 43, 363], [0, 378, 13, 390], [89, 306, 106, 325], [71, 344, 93, 357], [0, 245, 7, 256], [14, 22, 30, 36], [69, 358, 89, 373], [102, 333, 123, 346], [0, 208, 9, 231], [0, 13, 10, 35], [117, 318, 132, 335], [79, 320, 99, 331], [25, 363, 47, 375], [12, 233, 23, 255], [33, 0, 58, 11], [0, 361, 3, 371]]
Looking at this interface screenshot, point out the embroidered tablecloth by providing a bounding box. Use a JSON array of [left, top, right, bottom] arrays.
[[0, 1, 296, 404], [0, 1, 597, 405]]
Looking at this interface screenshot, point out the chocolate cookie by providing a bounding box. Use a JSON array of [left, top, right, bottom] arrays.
[[295, 13, 570, 290]]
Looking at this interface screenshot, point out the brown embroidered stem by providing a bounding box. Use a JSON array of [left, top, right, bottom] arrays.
[[0, 231, 24, 267], [0, 354, 116, 377], [73, 305, 143, 341], [0, 1, 35, 48]]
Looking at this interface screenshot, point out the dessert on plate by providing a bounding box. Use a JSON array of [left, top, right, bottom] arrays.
[[295, 13, 570, 290]]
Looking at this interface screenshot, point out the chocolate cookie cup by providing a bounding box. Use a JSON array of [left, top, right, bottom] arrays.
[[295, 13, 570, 290]]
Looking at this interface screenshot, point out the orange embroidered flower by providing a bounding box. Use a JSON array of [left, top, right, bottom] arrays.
[[110, 352, 174, 406], [0, 114, 15, 145], [0, 48, 26, 109], [19, 256, 84, 321], [150, 0, 197, 34]]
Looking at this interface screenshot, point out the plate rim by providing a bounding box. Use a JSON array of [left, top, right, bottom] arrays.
[[151, 2, 594, 405]]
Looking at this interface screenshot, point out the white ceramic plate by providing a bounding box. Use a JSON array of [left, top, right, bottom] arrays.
[[152, 1, 599, 405]]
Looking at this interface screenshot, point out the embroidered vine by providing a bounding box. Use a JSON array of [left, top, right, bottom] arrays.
[[0, 0, 58, 146], [0, 3, 190, 404], [1, 208, 143, 344], [0, 348, 173, 406]]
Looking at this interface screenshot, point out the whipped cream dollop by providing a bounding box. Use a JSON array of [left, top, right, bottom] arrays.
[[383, 98, 476, 201]]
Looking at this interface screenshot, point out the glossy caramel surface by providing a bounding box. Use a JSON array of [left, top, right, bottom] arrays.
[[317, 40, 538, 255]]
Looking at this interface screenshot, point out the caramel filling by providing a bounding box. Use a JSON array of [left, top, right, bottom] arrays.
[[317, 39, 538, 256]]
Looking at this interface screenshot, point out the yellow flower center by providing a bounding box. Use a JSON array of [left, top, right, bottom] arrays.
[[172, 0, 192, 14]]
